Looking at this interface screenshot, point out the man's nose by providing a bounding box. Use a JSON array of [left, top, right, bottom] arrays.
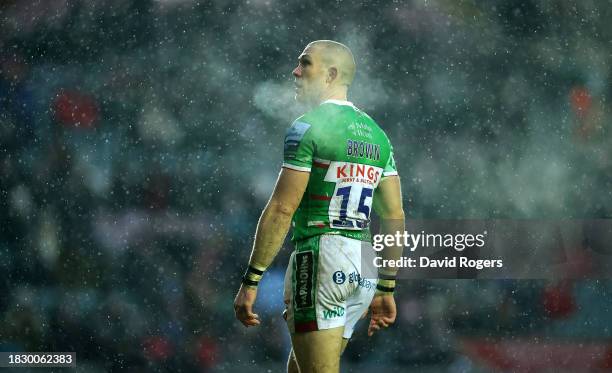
[[292, 65, 301, 77]]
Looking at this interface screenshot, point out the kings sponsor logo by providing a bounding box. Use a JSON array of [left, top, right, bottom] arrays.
[[294, 251, 314, 309], [324, 161, 383, 187]]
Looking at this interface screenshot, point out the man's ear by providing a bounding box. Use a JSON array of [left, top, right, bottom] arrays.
[[327, 67, 338, 83]]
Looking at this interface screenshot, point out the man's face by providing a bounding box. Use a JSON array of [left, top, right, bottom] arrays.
[[292, 46, 328, 105]]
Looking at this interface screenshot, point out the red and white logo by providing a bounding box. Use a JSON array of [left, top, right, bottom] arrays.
[[324, 161, 382, 187]]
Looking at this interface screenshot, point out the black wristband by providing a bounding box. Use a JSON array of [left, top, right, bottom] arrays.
[[376, 284, 395, 293], [241, 276, 259, 287], [242, 265, 265, 287], [248, 265, 264, 276]]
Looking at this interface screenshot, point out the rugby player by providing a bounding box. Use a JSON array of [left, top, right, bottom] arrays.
[[234, 40, 405, 372]]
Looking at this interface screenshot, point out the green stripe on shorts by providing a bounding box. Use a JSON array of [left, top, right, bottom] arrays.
[[292, 235, 320, 332]]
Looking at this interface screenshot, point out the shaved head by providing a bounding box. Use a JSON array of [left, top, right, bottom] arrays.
[[292, 40, 356, 105], [307, 40, 356, 87]]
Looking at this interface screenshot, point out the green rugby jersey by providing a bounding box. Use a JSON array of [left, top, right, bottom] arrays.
[[283, 99, 398, 242]]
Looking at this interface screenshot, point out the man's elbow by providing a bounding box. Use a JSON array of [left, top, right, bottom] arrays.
[[267, 201, 297, 218]]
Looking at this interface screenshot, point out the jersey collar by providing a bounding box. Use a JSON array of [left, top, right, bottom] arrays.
[[321, 99, 357, 109]]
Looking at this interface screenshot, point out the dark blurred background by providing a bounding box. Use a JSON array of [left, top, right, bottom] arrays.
[[1, 0, 612, 372]]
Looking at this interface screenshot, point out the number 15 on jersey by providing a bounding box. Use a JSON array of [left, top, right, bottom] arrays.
[[324, 161, 383, 230]]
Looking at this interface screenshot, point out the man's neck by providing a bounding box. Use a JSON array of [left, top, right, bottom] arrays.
[[319, 86, 348, 104]]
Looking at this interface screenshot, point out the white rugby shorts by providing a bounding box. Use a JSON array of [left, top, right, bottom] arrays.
[[283, 234, 377, 339]]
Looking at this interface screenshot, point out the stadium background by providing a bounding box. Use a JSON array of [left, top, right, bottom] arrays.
[[1, 0, 612, 371]]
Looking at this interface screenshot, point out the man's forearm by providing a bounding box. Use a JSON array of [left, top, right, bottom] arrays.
[[378, 213, 405, 277], [247, 202, 294, 270]]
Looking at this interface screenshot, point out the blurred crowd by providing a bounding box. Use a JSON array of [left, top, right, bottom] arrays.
[[1, 0, 612, 371]]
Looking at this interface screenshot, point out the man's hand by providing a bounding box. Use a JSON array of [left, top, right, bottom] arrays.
[[367, 294, 397, 337], [234, 284, 260, 327]]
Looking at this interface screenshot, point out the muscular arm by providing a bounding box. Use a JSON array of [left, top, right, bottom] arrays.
[[234, 167, 309, 327], [248, 167, 310, 269], [373, 175, 405, 275], [368, 175, 404, 336]]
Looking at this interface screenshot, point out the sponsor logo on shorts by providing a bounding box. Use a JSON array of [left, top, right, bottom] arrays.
[[348, 271, 375, 290], [332, 271, 346, 284], [323, 306, 345, 319], [295, 251, 314, 309]]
